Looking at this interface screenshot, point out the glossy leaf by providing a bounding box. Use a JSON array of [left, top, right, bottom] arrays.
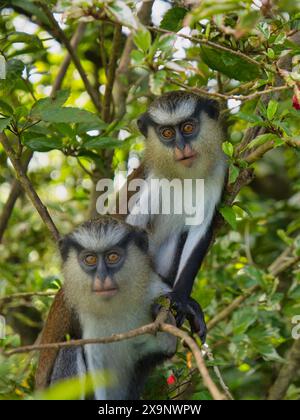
[[201, 46, 261, 81]]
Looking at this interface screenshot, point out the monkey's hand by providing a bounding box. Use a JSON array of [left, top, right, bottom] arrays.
[[152, 292, 207, 344]]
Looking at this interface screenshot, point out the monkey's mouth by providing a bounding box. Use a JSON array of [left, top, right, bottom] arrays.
[[176, 153, 198, 168], [92, 288, 119, 297]]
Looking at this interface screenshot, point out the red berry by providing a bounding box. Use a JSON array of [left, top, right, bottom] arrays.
[[167, 374, 176, 385], [292, 94, 300, 110]]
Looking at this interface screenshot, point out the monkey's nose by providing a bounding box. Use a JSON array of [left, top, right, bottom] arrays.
[[93, 275, 118, 295]]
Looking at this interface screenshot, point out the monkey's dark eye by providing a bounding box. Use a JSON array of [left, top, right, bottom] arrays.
[[105, 252, 121, 265], [83, 254, 98, 266], [181, 121, 195, 135], [160, 127, 175, 140]]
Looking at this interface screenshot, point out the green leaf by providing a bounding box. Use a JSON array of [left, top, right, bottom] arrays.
[[267, 100, 278, 120], [277, 229, 293, 246], [0, 117, 12, 131], [37, 107, 103, 125], [232, 307, 257, 335], [35, 371, 112, 400], [222, 141, 234, 157], [235, 112, 263, 124], [5, 32, 43, 49], [10, 0, 50, 25], [83, 136, 129, 150], [131, 49, 145, 65], [51, 123, 74, 138], [108, 1, 138, 29], [0, 100, 13, 116], [23, 134, 63, 152], [247, 133, 279, 150], [267, 48, 275, 59], [149, 70, 167, 95], [160, 7, 188, 32], [229, 164, 239, 184], [0, 59, 25, 93], [219, 206, 237, 229], [31, 90, 70, 118], [200, 45, 261, 82], [133, 30, 152, 53], [236, 11, 260, 35]]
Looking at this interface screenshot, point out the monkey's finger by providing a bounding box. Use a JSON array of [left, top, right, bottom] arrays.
[[186, 303, 207, 343]]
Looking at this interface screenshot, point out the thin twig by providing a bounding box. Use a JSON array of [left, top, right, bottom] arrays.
[[0, 133, 60, 242], [207, 286, 258, 330], [205, 345, 234, 400], [102, 24, 122, 122], [169, 78, 290, 102], [36, 2, 101, 113], [0, 291, 56, 305], [3, 308, 226, 401], [76, 158, 94, 178], [0, 23, 85, 244], [207, 235, 300, 331], [160, 324, 226, 400], [149, 26, 263, 68], [51, 22, 87, 95], [267, 338, 300, 400], [113, 0, 154, 118], [0, 150, 33, 243]]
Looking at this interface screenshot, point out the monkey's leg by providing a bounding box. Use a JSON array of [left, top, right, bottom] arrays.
[[50, 346, 88, 399], [154, 226, 213, 342], [153, 292, 207, 343]]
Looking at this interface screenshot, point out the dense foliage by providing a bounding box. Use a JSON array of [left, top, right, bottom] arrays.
[[0, 0, 300, 400]]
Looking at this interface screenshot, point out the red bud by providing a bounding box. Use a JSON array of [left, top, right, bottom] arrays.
[[293, 94, 300, 110], [167, 373, 176, 385]]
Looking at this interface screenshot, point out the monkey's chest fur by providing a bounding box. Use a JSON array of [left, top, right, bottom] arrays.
[[126, 168, 225, 282], [80, 309, 173, 400]]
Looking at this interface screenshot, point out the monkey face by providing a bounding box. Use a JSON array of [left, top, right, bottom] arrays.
[[60, 218, 151, 314], [137, 91, 226, 179]]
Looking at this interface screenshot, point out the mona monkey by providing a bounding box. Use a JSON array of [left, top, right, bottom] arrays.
[[44, 217, 176, 399], [36, 91, 227, 388], [124, 91, 227, 340]]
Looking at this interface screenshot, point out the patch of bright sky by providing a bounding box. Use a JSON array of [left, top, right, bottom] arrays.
[[152, 0, 171, 25], [87, 130, 100, 136], [251, 0, 262, 10], [75, 92, 90, 108], [28, 153, 51, 172], [227, 99, 242, 114], [13, 15, 38, 34], [53, 184, 70, 201]]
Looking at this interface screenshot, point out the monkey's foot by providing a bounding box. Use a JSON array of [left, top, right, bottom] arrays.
[[152, 292, 207, 344]]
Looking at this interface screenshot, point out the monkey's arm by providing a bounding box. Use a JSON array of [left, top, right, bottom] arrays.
[[160, 223, 214, 342], [35, 288, 80, 389], [173, 223, 213, 298], [50, 346, 86, 386]]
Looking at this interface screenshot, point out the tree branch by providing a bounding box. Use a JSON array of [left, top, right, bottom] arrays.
[[149, 26, 264, 69], [51, 21, 87, 94], [102, 24, 122, 122], [207, 235, 300, 330], [113, 0, 154, 118], [267, 338, 300, 400], [0, 133, 60, 242], [0, 150, 33, 243], [0, 22, 86, 244], [3, 308, 226, 401], [0, 291, 56, 306], [36, 2, 101, 113], [170, 79, 290, 102], [160, 323, 226, 400]]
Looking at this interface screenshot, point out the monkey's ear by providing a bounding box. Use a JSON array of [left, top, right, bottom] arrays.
[[58, 236, 69, 261], [137, 113, 149, 137], [134, 230, 149, 253], [205, 99, 220, 120]]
